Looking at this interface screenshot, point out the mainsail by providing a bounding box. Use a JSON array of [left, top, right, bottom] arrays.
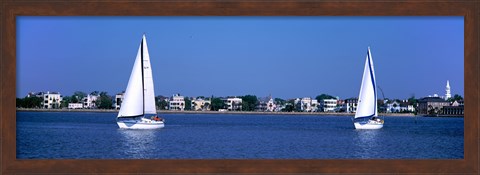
[[354, 47, 377, 120], [117, 35, 157, 118]]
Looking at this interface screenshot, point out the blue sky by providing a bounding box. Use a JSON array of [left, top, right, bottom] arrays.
[[17, 16, 464, 100]]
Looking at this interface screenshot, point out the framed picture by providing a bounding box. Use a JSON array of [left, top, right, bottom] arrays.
[[3, 0, 479, 174]]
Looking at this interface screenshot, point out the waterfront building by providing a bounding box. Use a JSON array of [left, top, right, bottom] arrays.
[[343, 98, 358, 113], [336, 99, 345, 107], [445, 80, 451, 100], [82, 94, 99, 109], [256, 98, 268, 111], [39, 91, 62, 109], [417, 97, 450, 115], [311, 99, 319, 112], [442, 106, 464, 115], [399, 101, 415, 113], [169, 94, 185, 111], [295, 97, 317, 112], [68, 103, 83, 109], [335, 99, 346, 112], [191, 97, 211, 111], [443, 99, 464, 116], [115, 92, 124, 110], [386, 100, 401, 113], [256, 96, 277, 112], [321, 98, 337, 112], [266, 97, 276, 112], [451, 100, 464, 106], [300, 98, 311, 112], [224, 97, 242, 111]]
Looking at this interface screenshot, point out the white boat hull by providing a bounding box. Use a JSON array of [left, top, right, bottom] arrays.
[[117, 119, 164, 129], [354, 120, 383, 129]]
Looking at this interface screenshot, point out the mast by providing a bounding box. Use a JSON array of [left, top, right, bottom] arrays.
[[141, 37, 145, 116]]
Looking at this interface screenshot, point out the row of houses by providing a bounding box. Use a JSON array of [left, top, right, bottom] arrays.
[[108, 92, 414, 113], [25, 91, 464, 116], [125, 93, 415, 113]]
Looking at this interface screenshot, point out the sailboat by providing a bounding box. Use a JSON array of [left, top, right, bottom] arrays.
[[353, 47, 383, 129], [117, 34, 165, 129]]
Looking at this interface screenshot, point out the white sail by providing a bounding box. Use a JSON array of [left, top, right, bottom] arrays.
[[355, 47, 377, 119], [116, 34, 164, 129], [141, 35, 157, 114], [117, 42, 144, 118]]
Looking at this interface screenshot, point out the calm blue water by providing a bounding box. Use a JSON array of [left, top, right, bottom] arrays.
[[16, 111, 463, 159]]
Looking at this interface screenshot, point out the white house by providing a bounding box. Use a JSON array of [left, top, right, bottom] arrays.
[[82, 94, 99, 109], [225, 97, 242, 111], [191, 97, 211, 111], [321, 99, 338, 112], [398, 100, 415, 113], [344, 98, 358, 113], [295, 97, 318, 112], [169, 94, 185, 111], [68, 103, 83, 109], [386, 100, 401, 113], [39, 91, 62, 109]]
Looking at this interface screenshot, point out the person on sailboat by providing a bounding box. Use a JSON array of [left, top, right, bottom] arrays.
[[151, 115, 164, 122], [371, 117, 383, 124]]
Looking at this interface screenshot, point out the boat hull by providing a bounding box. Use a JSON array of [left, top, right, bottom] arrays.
[[117, 119, 164, 129], [354, 121, 383, 129]]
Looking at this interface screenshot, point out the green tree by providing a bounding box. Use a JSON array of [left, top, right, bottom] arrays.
[[157, 100, 168, 110], [61, 96, 72, 108], [211, 97, 225, 111], [447, 94, 463, 102], [241, 95, 258, 111], [408, 96, 418, 105], [16, 98, 24, 108], [72, 91, 87, 103], [184, 97, 192, 110], [282, 99, 296, 112], [155, 96, 168, 110], [274, 98, 286, 105], [22, 96, 42, 108], [90, 91, 99, 96], [315, 94, 336, 102], [96, 92, 113, 109]]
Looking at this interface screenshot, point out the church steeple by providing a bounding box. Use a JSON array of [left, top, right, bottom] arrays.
[[445, 80, 451, 100]]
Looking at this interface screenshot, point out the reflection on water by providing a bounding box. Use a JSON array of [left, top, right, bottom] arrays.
[[117, 129, 158, 159], [353, 130, 381, 159]]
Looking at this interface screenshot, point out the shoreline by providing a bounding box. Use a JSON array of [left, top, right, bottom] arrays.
[[16, 108, 420, 117]]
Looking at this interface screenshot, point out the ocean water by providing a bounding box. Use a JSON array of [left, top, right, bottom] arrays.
[[16, 111, 463, 159]]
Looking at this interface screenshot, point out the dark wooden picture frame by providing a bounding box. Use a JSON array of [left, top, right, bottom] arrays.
[[1, 0, 478, 174]]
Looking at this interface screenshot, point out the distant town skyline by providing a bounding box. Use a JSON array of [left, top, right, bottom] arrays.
[[17, 16, 464, 100]]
